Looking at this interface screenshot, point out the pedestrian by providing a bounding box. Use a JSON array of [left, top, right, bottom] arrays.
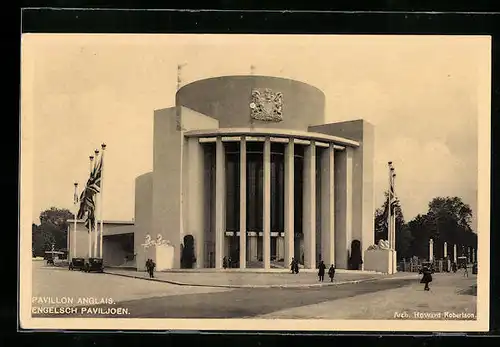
[[328, 264, 336, 282], [290, 257, 295, 274], [420, 265, 432, 291], [464, 262, 469, 277], [318, 261, 326, 282], [452, 262, 457, 273], [149, 259, 156, 278], [145, 259, 151, 276], [223, 256, 228, 269], [294, 259, 299, 274]]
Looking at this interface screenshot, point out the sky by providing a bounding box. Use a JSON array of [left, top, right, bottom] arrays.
[[21, 34, 490, 230]]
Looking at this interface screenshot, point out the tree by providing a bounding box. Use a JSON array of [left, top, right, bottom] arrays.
[[405, 196, 476, 260], [33, 207, 73, 254], [374, 191, 413, 260], [425, 197, 475, 258], [406, 214, 432, 259]]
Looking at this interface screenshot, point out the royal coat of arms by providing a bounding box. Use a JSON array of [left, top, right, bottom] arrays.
[[249, 88, 283, 122]]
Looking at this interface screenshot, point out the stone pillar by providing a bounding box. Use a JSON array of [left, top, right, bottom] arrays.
[[321, 144, 335, 266], [284, 139, 295, 268], [472, 248, 475, 263], [303, 142, 316, 269], [453, 244, 457, 263], [277, 236, 284, 261], [215, 137, 226, 269], [239, 137, 247, 269], [444, 241, 448, 259], [334, 147, 353, 269], [263, 137, 271, 269], [248, 235, 258, 261], [429, 239, 434, 262], [187, 138, 205, 268]]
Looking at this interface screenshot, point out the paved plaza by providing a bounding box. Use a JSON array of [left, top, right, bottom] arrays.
[[31, 260, 477, 320], [104, 267, 392, 288], [31, 260, 231, 307]]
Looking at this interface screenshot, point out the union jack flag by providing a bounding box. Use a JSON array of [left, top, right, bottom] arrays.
[[76, 155, 102, 232], [389, 174, 397, 216], [86, 156, 102, 195]]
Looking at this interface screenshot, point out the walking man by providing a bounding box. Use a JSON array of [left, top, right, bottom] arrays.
[[318, 260, 326, 282]]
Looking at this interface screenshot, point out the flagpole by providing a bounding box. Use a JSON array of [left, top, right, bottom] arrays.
[[99, 143, 106, 258], [392, 171, 397, 251], [88, 155, 94, 258], [73, 182, 78, 259], [93, 149, 100, 258], [387, 162, 392, 248]]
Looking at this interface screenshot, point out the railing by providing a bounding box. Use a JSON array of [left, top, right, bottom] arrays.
[[397, 258, 455, 273]]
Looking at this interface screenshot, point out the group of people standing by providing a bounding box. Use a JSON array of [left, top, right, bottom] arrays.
[[290, 258, 336, 282]]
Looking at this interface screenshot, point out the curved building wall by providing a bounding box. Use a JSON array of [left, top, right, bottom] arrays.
[[176, 76, 325, 131]]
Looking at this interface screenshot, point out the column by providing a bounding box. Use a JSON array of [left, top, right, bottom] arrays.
[[303, 142, 316, 269], [284, 139, 295, 268], [321, 144, 335, 266], [444, 242, 448, 259], [429, 239, 434, 262], [263, 137, 271, 269], [334, 147, 353, 269], [248, 235, 258, 261], [215, 137, 226, 269], [239, 137, 247, 269], [277, 236, 284, 260], [187, 138, 205, 268], [453, 244, 457, 263]]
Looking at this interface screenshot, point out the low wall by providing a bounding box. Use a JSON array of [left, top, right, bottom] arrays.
[[141, 244, 175, 271], [364, 249, 396, 274]]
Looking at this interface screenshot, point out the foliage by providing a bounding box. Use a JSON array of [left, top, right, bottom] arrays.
[[32, 207, 73, 257], [374, 191, 413, 260], [374, 195, 477, 261]]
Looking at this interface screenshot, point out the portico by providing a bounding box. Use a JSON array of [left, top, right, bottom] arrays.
[[183, 129, 359, 270]]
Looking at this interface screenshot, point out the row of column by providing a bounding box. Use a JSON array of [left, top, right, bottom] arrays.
[[213, 136, 337, 269], [429, 240, 477, 263]]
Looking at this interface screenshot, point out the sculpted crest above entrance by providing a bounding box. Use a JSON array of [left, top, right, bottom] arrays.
[[249, 88, 283, 122]]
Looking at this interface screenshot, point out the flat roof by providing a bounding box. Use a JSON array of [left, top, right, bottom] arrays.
[[68, 219, 135, 225], [183, 128, 360, 148]]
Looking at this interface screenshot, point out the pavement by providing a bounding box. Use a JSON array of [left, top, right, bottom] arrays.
[[32, 260, 231, 308], [256, 272, 477, 320], [31, 260, 477, 320], [104, 268, 419, 288]]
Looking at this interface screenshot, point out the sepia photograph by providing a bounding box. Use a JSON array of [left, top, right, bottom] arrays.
[[20, 34, 491, 331]]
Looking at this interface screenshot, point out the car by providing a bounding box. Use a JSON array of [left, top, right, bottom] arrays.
[[83, 258, 104, 273], [69, 257, 86, 271]]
